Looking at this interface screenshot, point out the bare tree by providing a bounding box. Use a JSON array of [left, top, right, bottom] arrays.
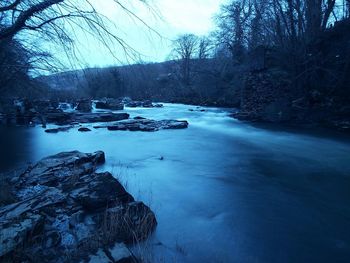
[[172, 34, 199, 86], [215, 0, 253, 63], [0, 0, 156, 95], [0, 1, 155, 71], [198, 36, 212, 60]]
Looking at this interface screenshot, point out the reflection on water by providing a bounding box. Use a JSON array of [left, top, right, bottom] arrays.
[[1, 103, 350, 262], [0, 126, 34, 172]]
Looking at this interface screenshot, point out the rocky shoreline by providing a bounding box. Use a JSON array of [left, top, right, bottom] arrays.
[[0, 98, 164, 127], [0, 151, 156, 263], [0, 98, 189, 134], [0, 98, 190, 262]]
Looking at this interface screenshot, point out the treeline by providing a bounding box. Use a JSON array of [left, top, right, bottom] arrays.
[[40, 0, 350, 116], [209, 0, 350, 123], [212, 0, 350, 92], [2, 0, 350, 125], [38, 57, 242, 107]]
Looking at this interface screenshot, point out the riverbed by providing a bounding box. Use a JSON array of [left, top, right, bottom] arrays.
[[1, 103, 350, 263]]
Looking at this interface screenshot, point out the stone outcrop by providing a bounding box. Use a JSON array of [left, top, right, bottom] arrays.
[[0, 151, 156, 262]]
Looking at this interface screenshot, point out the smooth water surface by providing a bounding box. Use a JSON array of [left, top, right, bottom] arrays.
[[1, 104, 350, 263]]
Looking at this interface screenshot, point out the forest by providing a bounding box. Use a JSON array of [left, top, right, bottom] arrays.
[[2, 0, 350, 128]]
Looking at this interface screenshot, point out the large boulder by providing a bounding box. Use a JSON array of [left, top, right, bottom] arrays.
[[0, 151, 156, 262], [44, 109, 72, 125], [45, 125, 74, 133], [142, 100, 153, 108], [95, 99, 124, 111], [69, 172, 134, 210], [125, 101, 143, 108], [76, 99, 92, 112]]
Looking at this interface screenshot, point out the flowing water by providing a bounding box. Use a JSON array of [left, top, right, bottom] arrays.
[[1, 103, 350, 263]]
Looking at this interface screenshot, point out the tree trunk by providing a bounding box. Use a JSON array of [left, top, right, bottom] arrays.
[[305, 0, 322, 41]]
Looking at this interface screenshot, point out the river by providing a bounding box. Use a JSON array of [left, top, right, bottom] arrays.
[[1, 103, 350, 263]]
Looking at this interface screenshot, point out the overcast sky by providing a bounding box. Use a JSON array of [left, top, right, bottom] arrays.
[[62, 0, 224, 68]]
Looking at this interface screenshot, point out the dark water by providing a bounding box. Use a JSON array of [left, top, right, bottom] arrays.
[[1, 104, 350, 263]]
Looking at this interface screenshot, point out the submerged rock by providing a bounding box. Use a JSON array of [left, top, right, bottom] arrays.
[[125, 100, 163, 108], [78, 127, 91, 132], [45, 126, 74, 133], [41, 113, 130, 129], [74, 112, 129, 123], [0, 151, 156, 262], [101, 119, 189, 132]]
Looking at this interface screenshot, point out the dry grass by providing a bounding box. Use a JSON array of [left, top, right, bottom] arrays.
[[0, 175, 16, 206]]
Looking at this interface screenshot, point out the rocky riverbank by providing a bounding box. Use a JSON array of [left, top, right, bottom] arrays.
[[0, 151, 156, 263], [0, 98, 190, 134]]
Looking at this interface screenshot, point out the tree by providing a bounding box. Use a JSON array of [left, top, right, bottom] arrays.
[[83, 67, 125, 98], [198, 37, 212, 60], [0, 39, 31, 93], [0, 0, 152, 94], [171, 34, 199, 86], [215, 0, 253, 63], [0, 1, 150, 45]]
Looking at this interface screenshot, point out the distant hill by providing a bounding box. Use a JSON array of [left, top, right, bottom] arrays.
[[36, 59, 241, 107]]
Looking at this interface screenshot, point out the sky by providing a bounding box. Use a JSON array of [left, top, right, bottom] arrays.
[[60, 0, 225, 68]]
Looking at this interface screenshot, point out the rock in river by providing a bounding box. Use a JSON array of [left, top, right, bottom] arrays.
[[0, 151, 156, 262], [74, 112, 129, 123], [95, 99, 124, 111], [78, 127, 91, 132], [45, 125, 75, 133], [43, 112, 130, 127], [125, 100, 163, 108], [76, 99, 92, 112], [94, 118, 189, 132]]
